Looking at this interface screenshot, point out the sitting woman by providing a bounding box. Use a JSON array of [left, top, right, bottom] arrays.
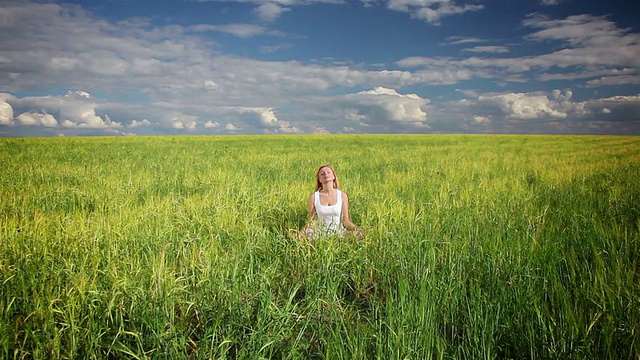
[[299, 164, 363, 238]]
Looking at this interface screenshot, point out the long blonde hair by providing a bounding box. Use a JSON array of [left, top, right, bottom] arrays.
[[315, 164, 340, 191]]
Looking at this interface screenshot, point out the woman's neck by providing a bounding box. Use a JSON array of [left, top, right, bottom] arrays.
[[320, 184, 335, 193]]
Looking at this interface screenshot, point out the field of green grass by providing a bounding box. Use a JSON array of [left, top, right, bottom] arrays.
[[1, 134, 639, 359]]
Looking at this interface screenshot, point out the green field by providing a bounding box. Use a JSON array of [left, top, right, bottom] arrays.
[[1, 135, 639, 359]]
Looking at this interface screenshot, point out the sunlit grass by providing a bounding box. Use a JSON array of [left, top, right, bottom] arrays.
[[1, 134, 639, 359]]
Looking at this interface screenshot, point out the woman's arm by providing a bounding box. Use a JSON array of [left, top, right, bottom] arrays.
[[299, 193, 316, 237], [341, 192, 361, 234]]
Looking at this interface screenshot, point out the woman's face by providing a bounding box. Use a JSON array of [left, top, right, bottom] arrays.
[[318, 167, 335, 183]]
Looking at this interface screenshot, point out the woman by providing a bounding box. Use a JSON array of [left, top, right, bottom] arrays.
[[299, 164, 363, 238]]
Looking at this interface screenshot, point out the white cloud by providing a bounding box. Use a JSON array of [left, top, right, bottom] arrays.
[[0, 93, 16, 101], [428, 89, 628, 133], [587, 94, 640, 117], [0, 96, 15, 125], [171, 115, 198, 130], [202, 0, 344, 22], [128, 119, 152, 128], [5, 91, 124, 129], [59, 98, 123, 128], [230, 107, 300, 133], [397, 15, 640, 87], [462, 46, 509, 53], [59, 119, 73, 128], [16, 112, 58, 127], [386, 0, 484, 24], [345, 109, 367, 122], [350, 86, 429, 124], [0, 1, 638, 135], [204, 80, 220, 90], [258, 109, 278, 127], [524, 14, 621, 45], [205, 0, 486, 25], [312, 126, 330, 134], [225, 123, 241, 131], [71, 90, 91, 99], [50, 57, 79, 71], [255, 2, 289, 22], [457, 88, 478, 98], [190, 23, 273, 38], [595, 94, 640, 103], [586, 75, 640, 87], [523, 14, 640, 69], [478, 91, 570, 120], [447, 36, 487, 45], [230, 107, 279, 127], [473, 115, 491, 124]]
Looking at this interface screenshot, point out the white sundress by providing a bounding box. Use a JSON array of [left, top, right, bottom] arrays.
[[313, 190, 346, 235]]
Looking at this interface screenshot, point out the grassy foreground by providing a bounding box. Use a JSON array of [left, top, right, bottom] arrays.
[[1, 134, 639, 359]]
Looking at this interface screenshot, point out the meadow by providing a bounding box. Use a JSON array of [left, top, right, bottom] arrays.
[[1, 134, 639, 359]]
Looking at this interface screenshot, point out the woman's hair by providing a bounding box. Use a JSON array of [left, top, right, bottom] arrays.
[[315, 164, 340, 191]]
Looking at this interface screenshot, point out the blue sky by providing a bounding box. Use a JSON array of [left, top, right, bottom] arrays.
[[1, 0, 639, 136]]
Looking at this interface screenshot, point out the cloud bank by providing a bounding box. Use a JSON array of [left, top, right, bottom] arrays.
[[0, 1, 638, 136]]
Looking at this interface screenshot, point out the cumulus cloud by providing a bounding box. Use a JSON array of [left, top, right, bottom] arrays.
[[128, 119, 152, 128], [2, 91, 125, 130], [225, 123, 240, 131], [594, 94, 640, 103], [312, 126, 330, 134], [0, 105, 14, 125], [0, 95, 15, 125], [171, 115, 198, 130], [233, 107, 278, 128], [344, 109, 367, 122], [58, 92, 123, 128], [477, 90, 588, 120], [428, 89, 640, 134], [473, 115, 491, 124], [230, 107, 300, 133], [346, 86, 429, 125], [16, 112, 58, 127]]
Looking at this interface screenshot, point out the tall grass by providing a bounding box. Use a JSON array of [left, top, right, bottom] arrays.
[[1, 134, 638, 359]]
